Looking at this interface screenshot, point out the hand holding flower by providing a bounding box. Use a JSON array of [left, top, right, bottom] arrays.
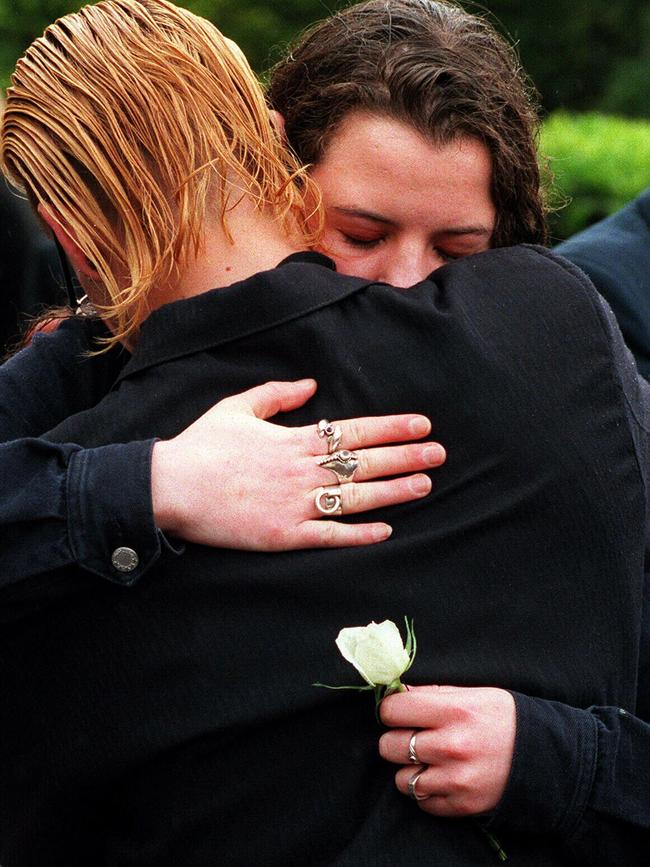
[[318, 621, 513, 860], [379, 684, 516, 817]]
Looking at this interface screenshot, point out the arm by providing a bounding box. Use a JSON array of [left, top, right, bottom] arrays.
[[0, 437, 162, 585], [1, 324, 445, 586], [0, 315, 126, 437], [494, 686, 650, 863], [0, 316, 161, 585], [379, 680, 649, 864]]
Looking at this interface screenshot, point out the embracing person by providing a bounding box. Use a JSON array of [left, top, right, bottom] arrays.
[[0, 1, 648, 865], [0, 0, 544, 587]]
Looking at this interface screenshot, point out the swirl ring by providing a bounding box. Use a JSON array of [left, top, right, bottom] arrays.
[[314, 486, 343, 516]]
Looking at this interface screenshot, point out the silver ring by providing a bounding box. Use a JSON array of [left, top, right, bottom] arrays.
[[317, 449, 359, 484], [408, 731, 420, 764], [317, 419, 342, 454], [407, 765, 430, 801], [314, 486, 343, 516]]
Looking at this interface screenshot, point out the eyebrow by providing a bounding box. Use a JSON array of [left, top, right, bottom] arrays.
[[331, 206, 492, 237]]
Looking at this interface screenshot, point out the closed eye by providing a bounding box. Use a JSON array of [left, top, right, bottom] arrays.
[[436, 249, 460, 262], [340, 232, 385, 249]]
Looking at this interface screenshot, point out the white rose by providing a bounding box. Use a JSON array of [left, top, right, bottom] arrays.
[[335, 620, 411, 687]]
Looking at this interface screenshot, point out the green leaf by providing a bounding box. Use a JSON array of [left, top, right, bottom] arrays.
[[374, 684, 384, 722], [312, 682, 374, 691], [403, 616, 417, 673]]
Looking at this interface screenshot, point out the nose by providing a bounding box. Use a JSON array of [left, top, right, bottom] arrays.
[[378, 248, 444, 288]]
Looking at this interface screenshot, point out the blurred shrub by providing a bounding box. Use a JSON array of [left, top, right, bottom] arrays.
[[601, 56, 650, 119], [3, 3, 650, 248], [599, 5, 650, 118], [0, 0, 339, 89], [540, 111, 650, 241], [0, 0, 92, 90], [186, 0, 342, 73], [481, 0, 649, 117], [2, 1, 650, 119]]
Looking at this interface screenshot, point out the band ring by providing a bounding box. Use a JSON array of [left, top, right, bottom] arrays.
[[407, 765, 430, 801], [314, 486, 343, 516], [408, 731, 420, 764], [317, 449, 359, 484], [317, 419, 342, 454]]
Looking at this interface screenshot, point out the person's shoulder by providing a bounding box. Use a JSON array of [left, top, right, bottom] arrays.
[[429, 244, 623, 365], [631, 186, 650, 225], [21, 315, 109, 370], [269, 250, 372, 296], [3, 314, 128, 411], [553, 191, 650, 357], [2, 315, 84, 373], [434, 243, 599, 302], [556, 187, 650, 265]]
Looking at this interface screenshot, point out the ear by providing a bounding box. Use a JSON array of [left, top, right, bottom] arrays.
[[37, 202, 100, 279], [269, 110, 286, 142]]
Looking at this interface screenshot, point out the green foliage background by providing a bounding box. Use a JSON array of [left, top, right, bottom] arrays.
[[541, 113, 650, 241], [1, 0, 649, 238], [3, 0, 649, 115]]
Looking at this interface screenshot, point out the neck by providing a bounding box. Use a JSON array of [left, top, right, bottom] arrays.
[[154, 199, 303, 308]]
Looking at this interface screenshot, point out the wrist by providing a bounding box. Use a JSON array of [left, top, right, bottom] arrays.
[[150, 438, 181, 533]]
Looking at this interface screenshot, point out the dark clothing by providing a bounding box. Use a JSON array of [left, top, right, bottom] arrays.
[[0, 247, 648, 865], [556, 187, 650, 380], [0, 318, 163, 584], [0, 185, 66, 354], [9, 182, 649, 585]]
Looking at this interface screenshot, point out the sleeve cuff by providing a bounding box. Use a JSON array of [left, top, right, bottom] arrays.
[[67, 439, 182, 586], [487, 692, 599, 839]]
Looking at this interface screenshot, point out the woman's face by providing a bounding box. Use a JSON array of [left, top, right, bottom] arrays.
[[309, 112, 496, 287]]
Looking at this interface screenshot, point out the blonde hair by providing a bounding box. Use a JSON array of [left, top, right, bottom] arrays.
[[1, 0, 320, 348]]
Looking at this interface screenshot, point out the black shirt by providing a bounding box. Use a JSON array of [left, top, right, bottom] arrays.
[[0, 247, 648, 865]]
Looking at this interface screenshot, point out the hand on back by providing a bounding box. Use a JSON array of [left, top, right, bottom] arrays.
[[151, 378, 445, 550]]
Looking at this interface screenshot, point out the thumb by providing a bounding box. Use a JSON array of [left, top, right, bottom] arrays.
[[227, 378, 317, 419]]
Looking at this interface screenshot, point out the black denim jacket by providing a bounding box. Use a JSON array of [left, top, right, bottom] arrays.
[[0, 249, 648, 865]]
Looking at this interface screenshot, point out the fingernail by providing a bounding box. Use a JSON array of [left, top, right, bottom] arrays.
[[409, 474, 431, 496], [423, 444, 446, 465], [373, 524, 393, 542], [408, 416, 430, 437]]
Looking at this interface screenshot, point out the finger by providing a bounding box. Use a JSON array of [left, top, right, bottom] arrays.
[[379, 729, 419, 765], [394, 766, 457, 813], [379, 728, 441, 766], [394, 765, 482, 818], [396, 764, 440, 798], [302, 476, 430, 542], [330, 474, 432, 515], [353, 442, 446, 481], [308, 414, 431, 454], [222, 379, 317, 419], [340, 414, 432, 449], [291, 521, 394, 549], [380, 686, 449, 728]]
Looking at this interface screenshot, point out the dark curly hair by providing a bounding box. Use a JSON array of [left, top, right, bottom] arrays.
[[269, 0, 548, 246]]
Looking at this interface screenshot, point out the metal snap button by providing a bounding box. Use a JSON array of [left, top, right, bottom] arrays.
[[111, 546, 139, 573]]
